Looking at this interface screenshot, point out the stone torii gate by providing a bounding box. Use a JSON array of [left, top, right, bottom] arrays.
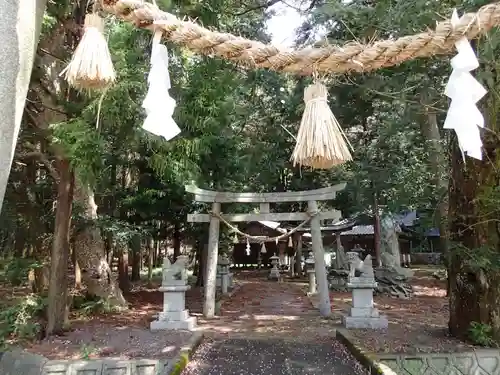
[[185, 183, 346, 318]]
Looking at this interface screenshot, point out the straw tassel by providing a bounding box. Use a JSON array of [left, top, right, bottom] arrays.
[[291, 82, 353, 169], [61, 13, 116, 91]]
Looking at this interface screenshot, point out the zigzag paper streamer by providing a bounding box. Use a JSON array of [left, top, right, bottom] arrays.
[[443, 9, 487, 160], [142, 30, 181, 141]]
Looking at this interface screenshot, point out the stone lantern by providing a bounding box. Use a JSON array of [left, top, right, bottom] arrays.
[[217, 255, 231, 294], [268, 255, 280, 280], [305, 253, 316, 294]]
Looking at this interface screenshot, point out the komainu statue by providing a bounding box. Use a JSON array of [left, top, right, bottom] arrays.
[[162, 255, 189, 284]]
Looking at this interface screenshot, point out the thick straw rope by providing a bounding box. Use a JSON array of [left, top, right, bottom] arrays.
[[100, 0, 500, 75], [210, 211, 317, 243]]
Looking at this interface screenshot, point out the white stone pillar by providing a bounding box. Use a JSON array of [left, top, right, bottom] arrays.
[[0, 0, 47, 212]]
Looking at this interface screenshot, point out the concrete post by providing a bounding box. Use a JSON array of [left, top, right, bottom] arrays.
[[0, 0, 47, 212]]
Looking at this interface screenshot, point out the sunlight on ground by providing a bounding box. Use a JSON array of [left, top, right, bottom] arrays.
[[413, 285, 446, 297], [246, 314, 300, 321], [161, 345, 176, 354]]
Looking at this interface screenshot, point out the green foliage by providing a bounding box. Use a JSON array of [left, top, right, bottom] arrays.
[[0, 258, 42, 286], [451, 243, 500, 272], [73, 296, 119, 316], [169, 352, 189, 375], [50, 119, 106, 186], [468, 322, 495, 347], [97, 216, 148, 246], [79, 344, 97, 360], [0, 294, 47, 347]]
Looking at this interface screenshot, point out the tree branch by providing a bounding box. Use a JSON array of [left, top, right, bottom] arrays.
[[16, 150, 60, 183], [233, 0, 281, 16]]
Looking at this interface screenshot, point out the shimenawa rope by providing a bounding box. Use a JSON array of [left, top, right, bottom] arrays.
[[209, 210, 317, 243], [100, 0, 500, 75]]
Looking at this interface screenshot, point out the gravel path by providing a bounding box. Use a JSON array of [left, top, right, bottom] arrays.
[[182, 337, 368, 375], [184, 276, 368, 375]]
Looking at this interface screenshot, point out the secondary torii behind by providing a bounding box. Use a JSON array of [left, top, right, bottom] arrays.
[[185, 183, 347, 318]]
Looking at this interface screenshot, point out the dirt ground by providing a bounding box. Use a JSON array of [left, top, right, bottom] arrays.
[[6, 267, 481, 359], [324, 267, 480, 354], [23, 282, 194, 360], [196, 273, 339, 341], [21, 273, 339, 359]]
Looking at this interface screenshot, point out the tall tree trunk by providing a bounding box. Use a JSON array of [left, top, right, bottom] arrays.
[[173, 222, 181, 261], [448, 132, 500, 341], [422, 99, 450, 293], [13, 224, 27, 257], [373, 189, 382, 266], [130, 234, 141, 282], [118, 249, 130, 292], [0, 0, 47, 213], [30, 237, 49, 294], [71, 245, 82, 289], [147, 237, 154, 284], [47, 159, 73, 335], [73, 185, 127, 308], [154, 239, 160, 267], [195, 241, 205, 287]]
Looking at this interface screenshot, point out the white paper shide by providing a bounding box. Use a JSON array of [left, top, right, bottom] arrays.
[[443, 9, 487, 160], [142, 30, 181, 141]]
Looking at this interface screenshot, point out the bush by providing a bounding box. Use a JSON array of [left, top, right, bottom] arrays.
[[72, 294, 118, 315], [0, 258, 42, 286], [0, 294, 47, 347], [468, 321, 496, 347]]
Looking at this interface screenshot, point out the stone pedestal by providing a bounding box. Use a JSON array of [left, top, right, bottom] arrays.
[[342, 278, 388, 329], [150, 284, 196, 331], [268, 255, 280, 280]]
